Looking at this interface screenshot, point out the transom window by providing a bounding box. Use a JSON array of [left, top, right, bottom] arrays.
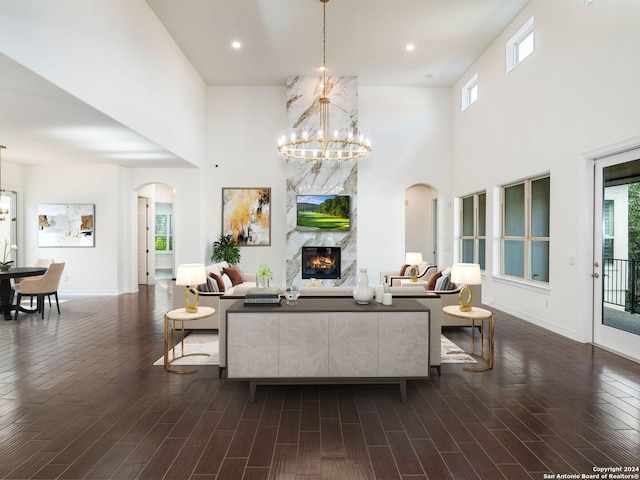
[[460, 192, 486, 270], [506, 16, 535, 73], [501, 175, 550, 282], [461, 73, 479, 111]]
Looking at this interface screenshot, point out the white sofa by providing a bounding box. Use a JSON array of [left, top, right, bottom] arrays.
[[380, 263, 438, 287], [171, 261, 256, 329]]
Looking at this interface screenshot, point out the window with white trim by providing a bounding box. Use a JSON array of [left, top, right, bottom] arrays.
[[155, 203, 174, 252], [501, 175, 550, 282], [460, 192, 486, 270], [461, 74, 478, 111], [506, 17, 535, 73]]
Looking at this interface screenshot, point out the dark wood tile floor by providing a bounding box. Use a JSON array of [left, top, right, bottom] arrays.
[[1, 282, 639, 479]]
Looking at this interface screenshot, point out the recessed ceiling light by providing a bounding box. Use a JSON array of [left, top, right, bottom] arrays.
[[406, 44, 415, 52], [231, 41, 242, 49]]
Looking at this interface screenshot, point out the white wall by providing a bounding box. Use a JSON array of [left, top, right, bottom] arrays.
[[23, 164, 120, 294], [0, 0, 207, 165], [207, 86, 289, 284], [451, 0, 640, 339], [358, 87, 452, 281]]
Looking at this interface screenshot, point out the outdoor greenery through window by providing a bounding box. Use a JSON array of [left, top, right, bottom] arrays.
[[460, 192, 486, 270], [155, 209, 173, 252], [501, 175, 550, 282]]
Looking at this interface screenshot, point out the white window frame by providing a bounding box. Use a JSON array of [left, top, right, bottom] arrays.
[[461, 74, 479, 111], [155, 209, 174, 253], [500, 174, 550, 284], [460, 191, 486, 270], [506, 16, 535, 73]]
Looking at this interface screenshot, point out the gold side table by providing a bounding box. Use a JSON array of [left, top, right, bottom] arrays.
[[442, 305, 494, 372], [164, 306, 215, 374]]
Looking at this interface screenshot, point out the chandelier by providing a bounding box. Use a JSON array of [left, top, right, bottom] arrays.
[[277, 0, 371, 161]]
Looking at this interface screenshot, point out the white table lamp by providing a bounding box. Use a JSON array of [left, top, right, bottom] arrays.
[[451, 263, 481, 312], [405, 252, 423, 282], [176, 264, 206, 313]]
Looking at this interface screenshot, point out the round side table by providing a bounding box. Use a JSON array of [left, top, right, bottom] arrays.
[[164, 306, 216, 374], [442, 305, 494, 371]]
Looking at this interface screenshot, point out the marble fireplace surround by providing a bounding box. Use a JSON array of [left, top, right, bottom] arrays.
[[285, 75, 360, 287]]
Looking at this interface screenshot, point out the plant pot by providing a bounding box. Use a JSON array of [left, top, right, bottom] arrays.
[[0, 265, 11, 272], [257, 276, 270, 288]]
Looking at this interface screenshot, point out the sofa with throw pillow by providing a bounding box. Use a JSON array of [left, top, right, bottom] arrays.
[[171, 261, 256, 329], [381, 262, 438, 287]]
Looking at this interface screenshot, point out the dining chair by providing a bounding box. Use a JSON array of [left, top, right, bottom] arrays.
[[14, 262, 65, 320], [12, 258, 55, 306]]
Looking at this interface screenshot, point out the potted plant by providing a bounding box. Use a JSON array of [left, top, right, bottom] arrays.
[[256, 263, 273, 288], [0, 238, 17, 271], [211, 234, 241, 264]]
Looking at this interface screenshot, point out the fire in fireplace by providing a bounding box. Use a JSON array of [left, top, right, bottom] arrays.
[[301, 247, 341, 279]]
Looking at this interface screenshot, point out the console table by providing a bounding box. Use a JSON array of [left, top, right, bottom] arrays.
[[225, 298, 430, 401]]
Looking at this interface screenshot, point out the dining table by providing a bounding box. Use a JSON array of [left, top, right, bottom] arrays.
[[0, 267, 48, 320]]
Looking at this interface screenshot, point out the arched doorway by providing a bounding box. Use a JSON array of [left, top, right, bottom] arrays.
[[136, 183, 175, 285], [405, 184, 438, 266]]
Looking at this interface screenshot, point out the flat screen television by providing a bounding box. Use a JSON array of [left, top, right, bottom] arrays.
[[296, 195, 350, 231]]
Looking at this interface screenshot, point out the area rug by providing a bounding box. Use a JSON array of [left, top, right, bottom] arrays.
[[154, 332, 474, 366], [153, 331, 219, 366], [441, 335, 477, 364]]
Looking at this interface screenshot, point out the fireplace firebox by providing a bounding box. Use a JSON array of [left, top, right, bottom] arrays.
[[301, 247, 341, 279]]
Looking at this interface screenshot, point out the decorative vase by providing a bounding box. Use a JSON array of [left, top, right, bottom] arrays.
[[0, 265, 10, 272], [353, 268, 374, 304], [257, 276, 270, 288]]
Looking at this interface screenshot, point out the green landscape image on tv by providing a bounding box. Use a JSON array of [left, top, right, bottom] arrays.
[[296, 195, 350, 231]]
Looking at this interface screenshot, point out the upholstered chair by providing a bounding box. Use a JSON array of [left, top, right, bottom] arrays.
[[11, 258, 55, 305], [14, 262, 65, 320]]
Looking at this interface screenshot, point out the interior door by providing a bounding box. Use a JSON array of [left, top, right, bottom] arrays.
[[137, 197, 149, 285], [593, 149, 640, 362]]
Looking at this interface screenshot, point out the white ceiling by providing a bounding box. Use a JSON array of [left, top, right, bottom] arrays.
[[0, 0, 529, 168], [147, 0, 529, 88]]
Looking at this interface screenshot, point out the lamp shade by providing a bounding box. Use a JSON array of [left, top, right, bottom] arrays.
[[405, 252, 423, 265], [176, 264, 206, 286], [451, 263, 481, 285]]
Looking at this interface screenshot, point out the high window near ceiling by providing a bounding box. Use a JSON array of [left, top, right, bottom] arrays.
[[460, 192, 486, 270], [501, 175, 550, 282], [461, 74, 478, 111], [506, 16, 535, 73]]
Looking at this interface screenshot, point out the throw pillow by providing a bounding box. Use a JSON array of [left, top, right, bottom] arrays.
[[222, 273, 233, 290], [426, 271, 442, 291], [434, 273, 451, 291], [223, 265, 243, 286], [197, 281, 210, 293], [209, 272, 226, 292], [399, 264, 409, 276], [206, 275, 219, 293]]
